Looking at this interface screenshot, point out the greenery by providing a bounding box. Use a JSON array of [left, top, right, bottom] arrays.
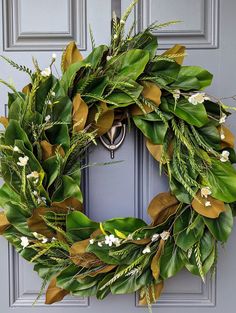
[[0, 0, 236, 309]]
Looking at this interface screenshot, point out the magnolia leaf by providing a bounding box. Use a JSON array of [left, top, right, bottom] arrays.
[[87, 102, 114, 136], [52, 175, 83, 204], [5, 120, 32, 151], [151, 239, 165, 280], [72, 94, 88, 132], [139, 281, 164, 305], [0, 212, 10, 234], [146, 139, 173, 163], [142, 81, 162, 106], [61, 41, 83, 73], [160, 238, 184, 279], [22, 83, 32, 95], [162, 44, 186, 65], [149, 59, 181, 85], [40, 140, 65, 160], [220, 125, 235, 148], [52, 198, 83, 211], [0, 116, 8, 128], [192, 191, 226, 218], [204, 159, 236, 202], [147, 192, 179, 225], [203, 205, 233, 242], [45, 277, 69, 305], [103, 217, 147, 236]]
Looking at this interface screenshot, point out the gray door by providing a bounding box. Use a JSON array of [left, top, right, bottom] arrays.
[[0, 0, 236, 312]]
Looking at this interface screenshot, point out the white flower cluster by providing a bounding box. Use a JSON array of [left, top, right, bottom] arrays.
[[143, 231, 170, 254], [20, 233, 56, 249], [90, 234, 121, 247], [33, 190, 47, 205], [220, 150, 230, 163], [188, 92, 210, 105], [200, 186, 212, 207]]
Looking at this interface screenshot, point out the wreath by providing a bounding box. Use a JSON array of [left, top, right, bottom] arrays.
[[0, 0, 236, 308]]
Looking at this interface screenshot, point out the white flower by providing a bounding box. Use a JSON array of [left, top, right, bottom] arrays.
[[98, 242, 103, 247], [106, 55, 112, 61], [173, 89, 181, 101], [13, 146, 20, 152], [188, 93, 210, 105], [41, 67, 51, 77], [205, 201, 212, 207], [104, 234, 121, 247], [219, 113, 227, 124], [27, 171, 39, 180], [41, 237, 48, 244], [151, 233, 160, 242], [113, 34, 118, 40], [33, 190, 38, 197], [33, 232, 41, 239], [136, 237, 141, 240], [160, 231, 170, 241], [45, 115, 51, 123], [89, 239, 95, 245], [17, 156, 29, 167], [52, 53, 57, 60], [120, 19, 125, 25], [46, 100, 52, 105], [41, 197, 47, 204], [220, 130, 225, 140], [51, 237, 57, 242], [201, 187, 212, 198], [220, 150, 230, 162], [142, 246, 151, 254], [51, 91, 56, 97], [20, 236, 29, 249]]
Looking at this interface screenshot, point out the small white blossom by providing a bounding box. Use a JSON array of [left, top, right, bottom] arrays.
[[127, 234, 133, 240], [89, 239, 95, 245], [33, 232, 41, 239], [205, 201, 212, 207], [41, 237, 48, 244], [219, 113, 227, 124], [41, 67, 51, 77], [151, 233, 160, 242], [173, 89, 181, 101], [45, 115, 51, 123], [13, 146, 20, 152], [136, 237, 141, 240], [220, 150, 230, 162], [41, 197, 47, 204], [201, 187, 212, 198], [106, 55, 112, 61], [120, 19, 125, 25], [27, 171, 39, 180], [51, 91, 56, 97], [20, 236, 29, 249], [113, 34, 118, 40], [98, 242, 103, 247], [160, 231, 170, 241], [33, 190, 38, 196], [17, 156, 29, 167], [51, 237, 57, 242], [104, 234, 121, 247], [142, 246, 151, 254], [52, 53, 57, 60], [220, 130, 225, 140], [188, 93, 210, 105]]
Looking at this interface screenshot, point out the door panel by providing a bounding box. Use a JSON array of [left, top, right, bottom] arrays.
[[1, 0, 236, 312]]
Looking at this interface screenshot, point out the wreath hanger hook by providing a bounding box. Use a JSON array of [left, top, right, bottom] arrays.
[[100, 121, 127, 159]]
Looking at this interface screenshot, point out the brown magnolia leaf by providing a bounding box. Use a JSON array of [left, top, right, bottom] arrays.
[[0, 116, 9, 128], [162, 44, 186, 65], [70, 239, 103, 268], [27, 206, 68, 238], [78, 265, 116, 279], [192, 191, 226, 218], [146, 139, 174, 163], [132, 238, 151, 245], [148, 192, 179, 226], [72, 94, 88, 132], [40, 141, 65, 160], [52, 197, 83, 212], [22, 83, 32, 94], [151, 239, 165, 280], [219, 125, 235, 148], [87, 102, 114, 137], [139, 281, 164, 305], [45, 277, 69, 305], [0, 212, 10, 234], [61, 41, 83, 72], [131, 82, 162, 116]]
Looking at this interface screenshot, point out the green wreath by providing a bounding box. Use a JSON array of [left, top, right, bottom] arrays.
[[0, 1, 236, 308]]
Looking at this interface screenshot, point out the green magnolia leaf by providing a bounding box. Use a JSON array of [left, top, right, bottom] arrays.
[[97, 273, 113, 299], [56, 264, 83, 291], [86, 45, 109, 69], [52, 175, 82, 203], [8, 97, 23, 121], [4, 201, 31, 236], [4, 120, 32, 151], [107, 49, 149, 81], [110, 268, 152, 295], [203, 205, 233, 242], [174, 208, 204, 251], [172, 66, 213, 90], [87, 243, 120, 265], [169, 178, 193, 204], [204, 159, 236, 202], [43, 156, 60, 189], [198, 124, 221, 149], [51, 96, 72, 124], [103, 217, 147, 236], [160, 238, 184, 279], [46, 124, 70, 152], [148, 59, 181, 85], [133, 117, 168, 144], [35, 76, 54, 113], [66, 211, 98, 240], [60, 61, 86, 93], [164, 97, 208, 127], [0, 183, 21, 207]]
